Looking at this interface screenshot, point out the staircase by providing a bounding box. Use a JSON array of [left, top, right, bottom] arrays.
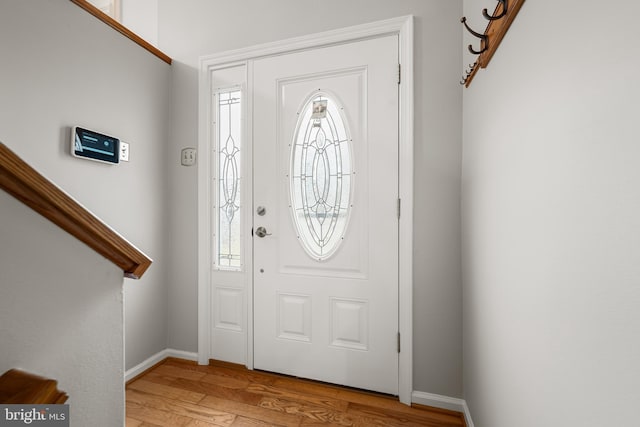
[[0, 369, 68, 404]]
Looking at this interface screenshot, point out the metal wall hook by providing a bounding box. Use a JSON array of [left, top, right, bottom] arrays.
[[468, 44, 488, 55], [483, 0, 508, 21], [460, 62, 479, 86], [461, 17, 488, 41], [461, 17, 488, 55]]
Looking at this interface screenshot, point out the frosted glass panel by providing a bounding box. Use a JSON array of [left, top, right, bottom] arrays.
[[216, 90, 242, 270], [290, 92, 353, 261]]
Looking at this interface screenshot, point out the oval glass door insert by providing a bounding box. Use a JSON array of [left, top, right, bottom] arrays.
[[290, 92, 353, 261]]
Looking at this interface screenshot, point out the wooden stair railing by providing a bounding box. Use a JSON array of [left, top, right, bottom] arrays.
[[0, 142, 152, 279], [70, 0, 172, 65], [0, 369, 68, 404]]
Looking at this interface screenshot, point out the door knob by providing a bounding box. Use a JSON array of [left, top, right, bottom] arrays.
[[255, 226, 271, 238]]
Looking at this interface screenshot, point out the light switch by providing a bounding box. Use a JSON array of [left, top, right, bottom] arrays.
[[181, 148, 197, 166], [120, 141, 130, 162]]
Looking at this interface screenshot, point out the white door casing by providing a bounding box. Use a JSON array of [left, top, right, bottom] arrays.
[[198, 15, 414, 404], [253, 35, 399, 394]]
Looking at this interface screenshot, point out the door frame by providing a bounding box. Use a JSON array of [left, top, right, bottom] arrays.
[[197, 15, 414, 404]]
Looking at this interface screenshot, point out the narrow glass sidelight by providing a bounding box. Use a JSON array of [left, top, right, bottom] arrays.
[[290, 92, 353, 261], [215, 89, 242, 270]]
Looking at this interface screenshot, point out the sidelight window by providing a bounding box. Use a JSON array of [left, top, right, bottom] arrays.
[[215, 89, 242, 270]]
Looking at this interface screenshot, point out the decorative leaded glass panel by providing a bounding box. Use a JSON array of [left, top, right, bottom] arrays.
[[216, 90, 242, 270], [290, 92, 353, 260]]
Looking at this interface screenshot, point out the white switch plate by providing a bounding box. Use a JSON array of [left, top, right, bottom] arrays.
[[181, 148, 197, 166], [120, 141, 130, 162]]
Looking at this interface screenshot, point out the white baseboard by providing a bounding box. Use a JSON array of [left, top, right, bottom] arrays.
[[462, 400, 475, 427], [412, 391, 474, 427], [125, 348, 198, 382]]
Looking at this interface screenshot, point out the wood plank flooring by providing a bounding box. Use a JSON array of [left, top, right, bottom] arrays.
[[126, 358, 466, 427]]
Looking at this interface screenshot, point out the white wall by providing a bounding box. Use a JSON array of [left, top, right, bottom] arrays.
[[0, 191, 124, 426], [462, 0, 640, 425], [0, 0, 171, 373], [158, 0, 464, 397], [122, 0, 159, 47]]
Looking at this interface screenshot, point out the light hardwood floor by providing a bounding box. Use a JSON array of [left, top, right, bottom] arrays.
[[126, 358, 466, 427]]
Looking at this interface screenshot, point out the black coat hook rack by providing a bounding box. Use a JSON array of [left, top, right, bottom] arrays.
[[460, 0, 526, 87]]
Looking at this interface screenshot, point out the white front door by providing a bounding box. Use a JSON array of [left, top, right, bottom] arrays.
[[252, 35, 399, 394]]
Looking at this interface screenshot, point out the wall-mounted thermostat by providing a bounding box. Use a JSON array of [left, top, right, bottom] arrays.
[[71, 126, 120, 165]]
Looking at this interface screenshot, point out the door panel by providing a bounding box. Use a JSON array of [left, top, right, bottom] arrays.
[[253, 35, 399, 394]]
